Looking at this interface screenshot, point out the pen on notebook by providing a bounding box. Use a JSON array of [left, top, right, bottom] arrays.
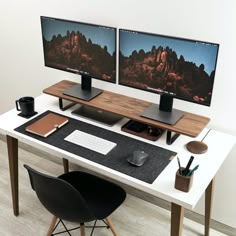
[[177, 157, 182, 175], [183, 155, 194, 176], [186, 165, 199, 176]]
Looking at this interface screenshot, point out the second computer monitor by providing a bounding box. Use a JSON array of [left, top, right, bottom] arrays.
[[119, 28, 219, 124]]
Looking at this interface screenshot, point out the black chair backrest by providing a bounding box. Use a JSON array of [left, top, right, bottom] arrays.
[[24, 164, 95, 222]]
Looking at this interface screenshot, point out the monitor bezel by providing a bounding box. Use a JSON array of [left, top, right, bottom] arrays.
[[40, 16, 117, 84], [118, 28, 220, 107]]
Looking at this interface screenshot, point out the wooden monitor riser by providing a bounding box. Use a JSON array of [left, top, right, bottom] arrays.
[[43, 80, 210, 138]]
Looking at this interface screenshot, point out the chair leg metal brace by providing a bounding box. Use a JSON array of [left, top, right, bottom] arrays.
[[46, 216, 118, 236]]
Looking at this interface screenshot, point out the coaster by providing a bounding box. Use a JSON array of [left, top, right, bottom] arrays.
[[186, 141, 208, 154], [18, 111, 38, 119]]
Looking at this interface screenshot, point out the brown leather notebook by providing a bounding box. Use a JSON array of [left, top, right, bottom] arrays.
[[26, 113, 69, 137]]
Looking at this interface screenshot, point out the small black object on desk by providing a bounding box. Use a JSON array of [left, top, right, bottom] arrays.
[[18, 111, 38, 119], [121, 120, 165, 141], [182, 156, 194, 176], [16, 96, 37, 118], [125, 120, 148, 132]]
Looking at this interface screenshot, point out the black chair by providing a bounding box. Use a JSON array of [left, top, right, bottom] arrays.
[[24, 164, 126, 236]]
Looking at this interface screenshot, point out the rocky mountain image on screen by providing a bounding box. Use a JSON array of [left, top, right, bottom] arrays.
[[119, 46, 215, 104], [43, 31, 116, 80]]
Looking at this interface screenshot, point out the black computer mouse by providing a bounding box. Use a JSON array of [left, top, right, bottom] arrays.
[[127, 150, 149, 167]]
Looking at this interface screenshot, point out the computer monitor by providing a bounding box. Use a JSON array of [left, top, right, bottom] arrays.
[[119, 29, 219, 125], [41, 16, 117, 101]]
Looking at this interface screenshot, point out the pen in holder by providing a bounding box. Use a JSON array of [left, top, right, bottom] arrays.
[[175, 167, 194, 192]]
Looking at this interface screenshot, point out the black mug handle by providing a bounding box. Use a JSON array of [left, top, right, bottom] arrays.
[[15, 100, 21, 111]]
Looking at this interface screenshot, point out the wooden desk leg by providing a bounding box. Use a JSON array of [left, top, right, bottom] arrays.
[[62, 158, 69, 173], [171, 203, 184, 236], [205, 178, 215, 236], [6, 135, 19, 216]]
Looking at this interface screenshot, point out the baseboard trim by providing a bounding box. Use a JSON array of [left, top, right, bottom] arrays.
[[0, 134, 235, 235]]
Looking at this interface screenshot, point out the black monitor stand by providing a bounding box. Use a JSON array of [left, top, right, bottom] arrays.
[[141, 94, 184, 125], [63, 75, 103, 101]]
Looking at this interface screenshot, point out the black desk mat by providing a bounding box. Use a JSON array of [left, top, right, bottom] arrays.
[[15, 110, 176, 184]]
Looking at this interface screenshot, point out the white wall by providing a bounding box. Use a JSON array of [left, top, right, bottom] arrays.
[[0, 0, 235, 228]]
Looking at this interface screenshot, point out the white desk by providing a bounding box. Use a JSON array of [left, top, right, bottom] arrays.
[[0, 94, 235, 236]]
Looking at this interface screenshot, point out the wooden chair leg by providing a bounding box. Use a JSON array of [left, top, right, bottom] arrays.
[[46, 215, 58, 236], [80, 223, 85, 236], [105, 217, 119, 236], [62, 158, 69, 173]]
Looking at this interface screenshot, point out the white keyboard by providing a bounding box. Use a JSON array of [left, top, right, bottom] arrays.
[[64, 130, 117, 155]]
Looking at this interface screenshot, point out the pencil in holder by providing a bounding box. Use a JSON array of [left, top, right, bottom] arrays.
[[174, 167, 193, 192]]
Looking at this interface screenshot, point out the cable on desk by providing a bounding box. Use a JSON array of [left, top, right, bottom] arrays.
[[201, 129, 212, 142]]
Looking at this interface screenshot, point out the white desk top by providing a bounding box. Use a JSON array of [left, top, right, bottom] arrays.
[[0, 94, 235, 210]]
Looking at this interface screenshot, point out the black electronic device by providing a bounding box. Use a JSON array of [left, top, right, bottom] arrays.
[[125, 120, 148, 132], [72, 105, 122, 126], [40, 16, 117, 101], [147, 126, 164, 136], [119, 28, 219, 125]]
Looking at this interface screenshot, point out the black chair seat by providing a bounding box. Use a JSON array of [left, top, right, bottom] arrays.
[[59, 171, 126, 220]]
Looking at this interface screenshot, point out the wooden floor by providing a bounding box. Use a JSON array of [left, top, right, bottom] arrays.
[[0, 139, 228, 236]]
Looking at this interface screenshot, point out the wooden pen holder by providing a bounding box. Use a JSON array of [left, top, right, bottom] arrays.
[[174, 167, 193, 192]]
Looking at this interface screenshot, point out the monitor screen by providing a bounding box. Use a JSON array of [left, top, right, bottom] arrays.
[[119, 29, 219, 107], [41, 16, 117, 84]]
